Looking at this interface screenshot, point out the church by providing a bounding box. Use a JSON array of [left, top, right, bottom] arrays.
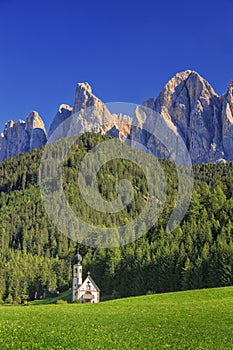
[[72, 252, 100, 303]]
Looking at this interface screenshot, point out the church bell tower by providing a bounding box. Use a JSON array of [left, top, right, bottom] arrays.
[[72, 251, 83, 301]]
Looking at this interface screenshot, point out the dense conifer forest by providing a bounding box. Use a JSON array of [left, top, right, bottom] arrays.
[[1, 133, 233, 303]]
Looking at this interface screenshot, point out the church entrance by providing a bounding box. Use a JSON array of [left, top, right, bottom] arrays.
[[83, 291, 94, 303]]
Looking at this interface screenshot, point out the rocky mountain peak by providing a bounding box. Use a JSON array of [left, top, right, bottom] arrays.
[[0, 111, 47, 162], [225, 81, 233, 99], [26, 111, 46, 132], [73, 82, 102, 113], [221, 80, 233, 159], [77, 82, 92, 93], [48, 104, 73, 137], [1, 71, 233, 165], [5, 120, 16, 129], [58, 104, 73, 113], [156, 70, 218, 110], [150, 70, 223, 163]]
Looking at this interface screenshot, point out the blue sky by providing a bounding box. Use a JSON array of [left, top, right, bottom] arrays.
[[0, 0, 232, 131]]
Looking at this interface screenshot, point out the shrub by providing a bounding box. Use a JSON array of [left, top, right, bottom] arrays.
[[5, 294, 13, 304], [73, 299, 81, 304]]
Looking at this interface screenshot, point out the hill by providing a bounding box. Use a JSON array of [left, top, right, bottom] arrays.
[[0, 287, 233, 349], [1, 133, 233, 302]]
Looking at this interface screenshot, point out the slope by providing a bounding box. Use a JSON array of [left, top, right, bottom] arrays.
[[0, 286, 233, 349]]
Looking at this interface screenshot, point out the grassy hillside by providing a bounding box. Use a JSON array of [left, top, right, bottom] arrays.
[[30, 290, 72, 305], [0, 287, 233, 350]]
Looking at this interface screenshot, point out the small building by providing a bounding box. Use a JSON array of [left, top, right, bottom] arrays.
[[72, 252, 100, 303]]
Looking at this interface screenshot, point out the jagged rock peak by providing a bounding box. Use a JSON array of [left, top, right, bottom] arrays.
[[73, 82, 102, 113], [229, 80, 233, 88], [77, 82, 92, 93], [59, 104, 73, 113], [147, 70, 224, 164], [225, 81, 233, 97], [162, 69, 218, 98], [1, 71, 233, 165], [5, 120, 16, 128], [26, 111, 46, 130], [48, 104, 73, 137], [0, 111, 47, 162]]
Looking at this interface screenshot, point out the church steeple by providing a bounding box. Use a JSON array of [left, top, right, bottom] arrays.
[[72, 249, 83, 301]]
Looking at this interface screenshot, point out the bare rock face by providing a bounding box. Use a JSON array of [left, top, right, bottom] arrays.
[[221, 81, 233, 160], [67, 83, 132, 138], [26, 111, 47, 151], [152, 70, 224, 163], [1, 71, 233, 165], [48, 104, 73, 137], [70, 82, 113, 134], [129, 70, 232, 164], [73, 82, 101, 113], [48, 74, 233, 165], [0, 111, 47, 162]]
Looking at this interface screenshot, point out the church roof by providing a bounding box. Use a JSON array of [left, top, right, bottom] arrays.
[[79, 275, 100, 292]]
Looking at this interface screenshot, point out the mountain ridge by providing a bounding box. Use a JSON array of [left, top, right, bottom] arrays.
[[1, 70, 233, 164]]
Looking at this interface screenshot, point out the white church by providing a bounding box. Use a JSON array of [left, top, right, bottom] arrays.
[[72, 252, 100, 303]]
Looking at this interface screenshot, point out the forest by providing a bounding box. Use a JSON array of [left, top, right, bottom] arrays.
[[1, 132, 233, 303]]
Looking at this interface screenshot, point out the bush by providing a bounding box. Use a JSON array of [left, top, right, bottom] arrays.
[[73, 299, 81, 304], [56, 299, 68, 304], [5, 294, 13, 304]]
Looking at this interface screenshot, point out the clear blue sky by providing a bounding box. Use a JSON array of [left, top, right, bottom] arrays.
[[0, 0, 232, 131]]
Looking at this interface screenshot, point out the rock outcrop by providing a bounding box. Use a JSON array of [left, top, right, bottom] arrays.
[[1, 71, 233, 164], [63, 83, 131, 139], [0, 111, 47, 162], [134, 70, 226, 164], [221, 81, 233, 160], [48, 104, 73, 137], [70, 82, 113, 134], [33, 72, 233, 164]]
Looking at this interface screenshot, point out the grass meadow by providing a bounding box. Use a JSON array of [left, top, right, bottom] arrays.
[[0, 287, 233, 349]]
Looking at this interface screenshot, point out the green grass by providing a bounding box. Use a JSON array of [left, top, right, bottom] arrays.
[[30, 290, 72, 305], [1, 287, 233, 350]]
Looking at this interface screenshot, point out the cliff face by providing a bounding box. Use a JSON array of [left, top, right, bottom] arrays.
[[154, 71, 233, 163], [48, 104, 73, 138], [0, 111, 47, 162], [221, 81, 233, 160], [138, 70, 227, 164], [71, 82, 114, 134], [1, 71, 233, 164], [55, 82, 132, 139], [66, 71, 233, 164]]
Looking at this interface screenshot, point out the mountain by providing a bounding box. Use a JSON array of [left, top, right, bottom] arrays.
[[147, 70, 230, 164], [1, 71, 233, 164], [0, 111, 47, 162], [48, 104, 73, 137]]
